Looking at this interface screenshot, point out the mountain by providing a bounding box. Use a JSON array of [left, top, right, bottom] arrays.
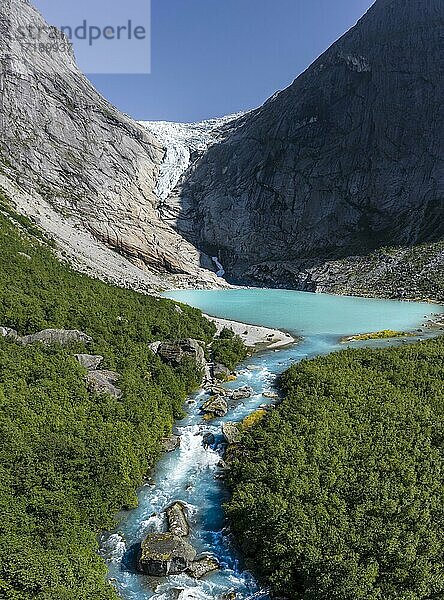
[[172, 0, 444, 298], [0, 0, 222, 290], [0, 0, 442, 300]]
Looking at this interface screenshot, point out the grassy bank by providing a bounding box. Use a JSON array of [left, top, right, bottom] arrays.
[[0, 196, 217, 599], [226, 337, 444, 600]]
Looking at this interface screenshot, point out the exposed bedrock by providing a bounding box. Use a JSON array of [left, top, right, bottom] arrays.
[[172, 0, 444, 296], [0, 0, 222, 289]]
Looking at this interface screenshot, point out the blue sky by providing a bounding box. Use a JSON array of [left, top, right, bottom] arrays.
[[35, 0, 375, 122]]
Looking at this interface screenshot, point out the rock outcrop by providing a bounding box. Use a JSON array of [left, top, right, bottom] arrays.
[[231, 386, 254, 401], [138, 533, 196, 577], [172, 0, 444, 297], [161, 435, 181, 453], [0, 327, 17, 338], [86, 370, 122, 399], [186, 555, 220, 579], [6, 328, 93, 346], [222, 423, 241, 445], [75, 354, 104, 370], [153, 339, 206, 369]]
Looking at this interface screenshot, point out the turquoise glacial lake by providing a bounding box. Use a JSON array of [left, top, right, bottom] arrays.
[[164, 288, 442, 337]]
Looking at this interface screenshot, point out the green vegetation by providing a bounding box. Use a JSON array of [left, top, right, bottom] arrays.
[[0, 195, 217, 599], [343, 329, 413, 342], [211, 327, 249, 371], [227, 337, 444, 600], [240, 409, 267, 430]]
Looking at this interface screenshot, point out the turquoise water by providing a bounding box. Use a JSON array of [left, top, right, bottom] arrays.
[[103, 290, 443, 600], [164, 289, 440, 337]]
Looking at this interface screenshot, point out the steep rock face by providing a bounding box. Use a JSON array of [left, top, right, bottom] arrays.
[[0, 0, 220, 288], [175, 0, 444, 290]]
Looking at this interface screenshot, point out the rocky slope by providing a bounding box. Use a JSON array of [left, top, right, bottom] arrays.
[[172, 0, 444, 298], [0, 0, 222, 290]]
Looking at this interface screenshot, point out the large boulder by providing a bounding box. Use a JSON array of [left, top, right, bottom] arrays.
[[231, 386, 254, 401], [208, 386, 228, 397], [161, 435, 181, 453], [186, 555, 220, 579], [262, 391, 279, 400], [202, 396, 228, 418], [212, 363, 232, 380], [75, 354, 104, 370], [18, 329, 92, 346], [222, 423, 241, 445], [87, 370, 122, 399], [155, 339, 206, 369], [166, 502, 189, 537], [138, 533, 196, 576], [202, 432, 216, 449]]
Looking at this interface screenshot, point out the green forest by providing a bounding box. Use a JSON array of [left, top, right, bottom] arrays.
[[212, 327, 249, 371], [227, 337, 444, 600], [0, 195, 217, 599]]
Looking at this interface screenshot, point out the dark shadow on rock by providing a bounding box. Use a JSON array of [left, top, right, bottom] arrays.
[[121, 542, 141, 574]]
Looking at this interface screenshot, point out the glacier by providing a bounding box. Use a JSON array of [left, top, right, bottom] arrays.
[[139, 113, 245, 200]]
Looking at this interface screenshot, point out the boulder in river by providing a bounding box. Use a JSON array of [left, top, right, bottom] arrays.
[[75, 354, 104, 370], [186, 555, 220, 579], [166, 502, 189, 537], [87, 370, 122, 399], [202, 432, 216, 448], [212, 363, 232, 379], [208, 386, 228, 397], [161, 435, 181, 453], [262, 391, 279, 399], [222, 422, 241, 445], [138, 532, 196, 576], [231, 386, 254, 401], [202, 396, 228, 418]]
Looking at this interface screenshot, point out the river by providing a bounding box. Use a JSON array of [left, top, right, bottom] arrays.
[[103, 289, 444, 600]]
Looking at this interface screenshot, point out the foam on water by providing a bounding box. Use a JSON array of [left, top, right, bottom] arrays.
[[104, 290, 444, 599]]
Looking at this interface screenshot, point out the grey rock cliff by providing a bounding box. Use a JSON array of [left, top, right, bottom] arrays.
[[173, 0, 444, 296], [0, 0, 221, 289]]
